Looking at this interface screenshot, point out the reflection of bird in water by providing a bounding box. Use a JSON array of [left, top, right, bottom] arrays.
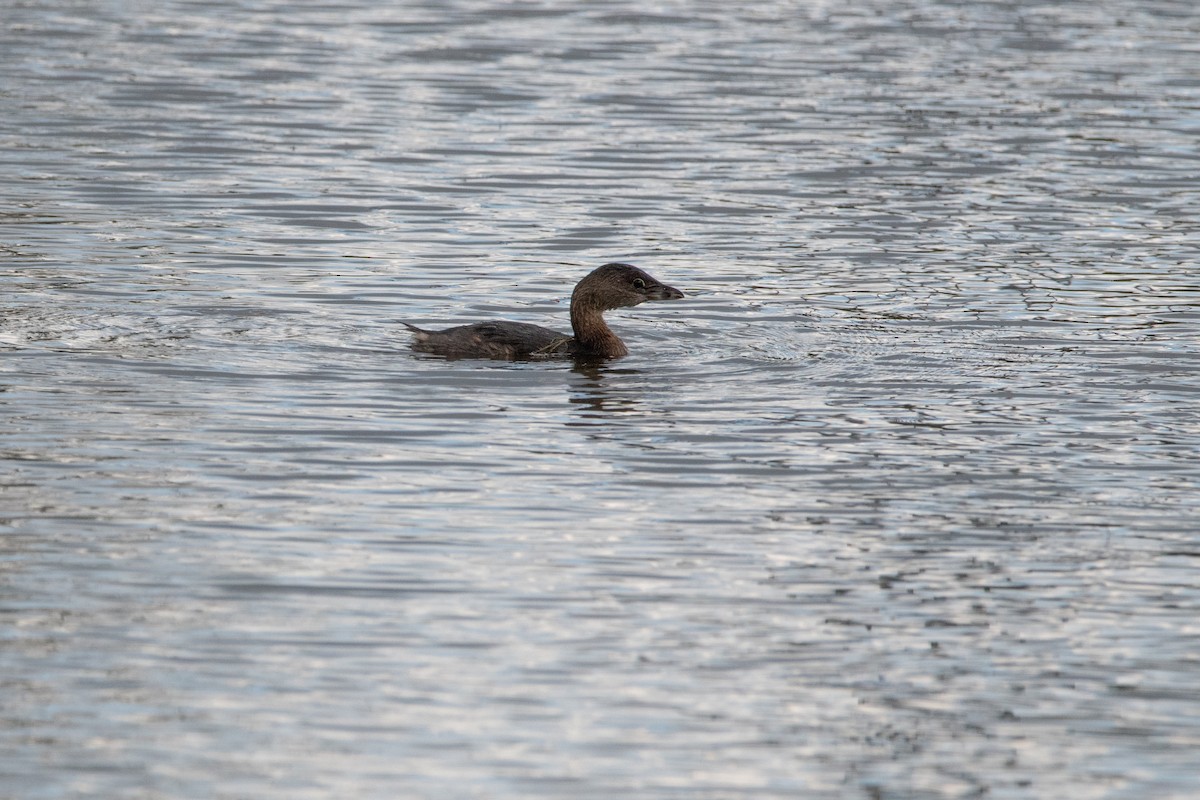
[[403, 263, 683, 360], [567, 362, 644, 417]]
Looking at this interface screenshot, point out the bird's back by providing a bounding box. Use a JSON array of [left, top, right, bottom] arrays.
[[404, 321, 573, 360]]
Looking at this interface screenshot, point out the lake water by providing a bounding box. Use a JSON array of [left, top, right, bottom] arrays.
[[3, 1, 1200, 797]]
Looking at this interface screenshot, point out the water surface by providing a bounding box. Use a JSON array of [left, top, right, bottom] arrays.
[[3, 1, 1200, 797]]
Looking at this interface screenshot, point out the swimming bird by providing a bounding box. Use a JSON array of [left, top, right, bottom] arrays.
[[403, 263, 684, 360]]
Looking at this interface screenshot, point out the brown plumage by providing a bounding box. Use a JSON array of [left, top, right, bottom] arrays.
[[403, 263, 684, 360]]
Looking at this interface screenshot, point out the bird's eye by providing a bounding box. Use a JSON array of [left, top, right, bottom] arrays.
[[632, 278, 646, 290]]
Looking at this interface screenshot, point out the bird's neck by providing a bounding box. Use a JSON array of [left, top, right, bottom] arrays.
[[570, 299, 628, 358]]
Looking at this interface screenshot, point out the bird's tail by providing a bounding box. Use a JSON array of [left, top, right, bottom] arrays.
[[400, 321, 429, 342]]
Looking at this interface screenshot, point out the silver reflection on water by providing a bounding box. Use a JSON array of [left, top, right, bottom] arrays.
[[3, 1, 1200, 798]]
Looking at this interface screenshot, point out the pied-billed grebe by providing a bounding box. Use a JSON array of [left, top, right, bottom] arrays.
[[403, 263, 684, 360]]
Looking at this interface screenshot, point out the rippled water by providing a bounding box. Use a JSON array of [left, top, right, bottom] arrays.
[[4, 1, 1200, 797]]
